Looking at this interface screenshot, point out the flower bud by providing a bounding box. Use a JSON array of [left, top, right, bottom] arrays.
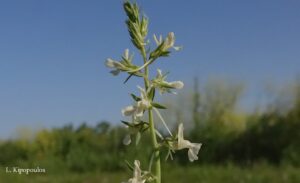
[[170, 81, 184, 89], [105, 58, 116, 68], [124, 49, 130, 60], [165, 32, 175, 48], [105, 58, 124, 69]]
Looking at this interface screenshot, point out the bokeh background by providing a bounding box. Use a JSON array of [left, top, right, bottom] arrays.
[[1, 0, 300, 182]]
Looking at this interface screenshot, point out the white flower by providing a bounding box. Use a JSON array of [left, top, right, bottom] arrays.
[[122, 160, 147, 183], [122, 86, 151, 118], [152, 69, 184, 94], [105, 58, 123, 69], [164, 32, 182, 51], [105, 58, 125, 76], [105, 49, 134, 76], [123, 134, 132, 145], [165, 32, 175, 48], [172, 123, 202, 162], [153, 32, 182, 51]]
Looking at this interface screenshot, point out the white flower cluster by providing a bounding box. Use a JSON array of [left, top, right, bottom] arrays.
[[153, 32, 182, 51], [120, 85, 202, 162]]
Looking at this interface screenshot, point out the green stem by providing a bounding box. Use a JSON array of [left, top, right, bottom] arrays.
[[148, 109, 161, 183], [141, 47, 161, 183]]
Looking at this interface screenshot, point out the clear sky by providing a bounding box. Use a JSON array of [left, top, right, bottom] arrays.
[[1, 0, 299, 138]]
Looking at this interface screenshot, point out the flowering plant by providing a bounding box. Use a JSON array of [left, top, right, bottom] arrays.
[[105, 1, 201, 182]]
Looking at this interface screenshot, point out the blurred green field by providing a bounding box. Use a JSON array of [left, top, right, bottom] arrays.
[[1, 80, 300, 183], [1, 165, 300, 183]]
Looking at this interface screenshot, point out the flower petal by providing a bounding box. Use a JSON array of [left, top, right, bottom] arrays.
[[124, 49, 129, 60], [123, 134, 132, 145], [122, 160, 148, 183], [157, 69, 163, 78], [135, 107, 144, 118], [173, 46, 183, 51], [105, 58, 115, 68], [188, 148, 198, 162], [122, 106, 136, 116], [170, 81, 184, 89], [133, 160, 142, 180], [153, 34, 162, 45], [177, 123, 184, 144], [137, 86, 147, 99], [166, 32, 175, 48], [187, 143, 202, 162], [177, 124, 192, 150]]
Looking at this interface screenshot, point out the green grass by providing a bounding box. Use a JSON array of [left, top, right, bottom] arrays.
[[1, 165, 299, 183]]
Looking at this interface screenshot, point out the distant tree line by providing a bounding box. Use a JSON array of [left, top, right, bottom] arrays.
[[0, 79, 299, 172]]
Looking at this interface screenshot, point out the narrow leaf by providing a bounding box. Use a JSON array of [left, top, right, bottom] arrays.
[[121, 120, 132, 127], [151, 102, 167, 109], [130, 94, 141, 101], [125, 160, 134, 171], [135, 132, 141, 146], [148, 87, 155, 100], [124, 74, 134, 84]]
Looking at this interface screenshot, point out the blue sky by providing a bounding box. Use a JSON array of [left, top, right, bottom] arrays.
[[0, 0, 299, 138]]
